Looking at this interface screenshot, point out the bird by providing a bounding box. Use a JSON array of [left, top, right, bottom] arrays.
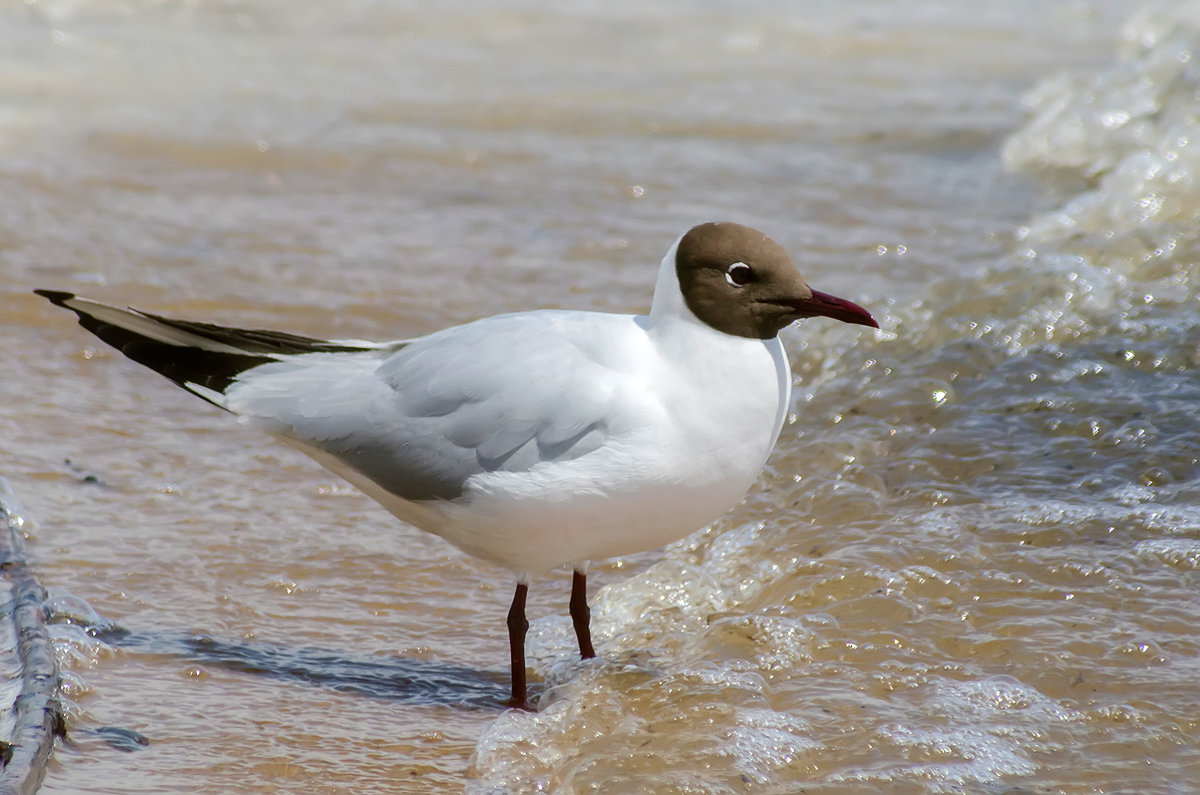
[[35, 221, 877, 710]]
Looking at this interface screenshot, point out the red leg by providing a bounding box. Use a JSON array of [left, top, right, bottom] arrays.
[[570, 569, 595, 659], [504, 582, 533, 710]]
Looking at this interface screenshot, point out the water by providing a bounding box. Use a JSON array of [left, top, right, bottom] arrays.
[[4, 0, 1199, 791]]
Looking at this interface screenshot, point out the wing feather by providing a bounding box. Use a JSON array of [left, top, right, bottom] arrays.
[[227, 310, 637, 502]]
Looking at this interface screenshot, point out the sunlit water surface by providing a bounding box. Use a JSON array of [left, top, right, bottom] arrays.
[[4, 0, 1199, 792]]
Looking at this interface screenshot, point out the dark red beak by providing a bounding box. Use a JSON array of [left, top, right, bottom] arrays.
[[790, 289, 879, 328]]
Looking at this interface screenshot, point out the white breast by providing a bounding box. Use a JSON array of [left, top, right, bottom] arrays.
[[427, 316, 791, 575]]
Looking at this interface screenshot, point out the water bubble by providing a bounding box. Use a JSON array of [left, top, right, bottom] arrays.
[[1139, 467, 1172, 487], [58, 670, 95, 702], [1101, 110, 1131, 128], [1110, 419, 1156, 447], [44, 589, 118, 633]]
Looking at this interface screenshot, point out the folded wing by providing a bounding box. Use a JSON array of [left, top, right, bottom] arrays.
[[225, 311, 625, 502]]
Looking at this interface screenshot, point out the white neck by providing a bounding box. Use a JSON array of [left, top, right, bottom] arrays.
[[647, 234, 703, 331]]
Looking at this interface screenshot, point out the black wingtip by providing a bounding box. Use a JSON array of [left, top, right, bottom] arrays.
[[33, 289, 77, 308]]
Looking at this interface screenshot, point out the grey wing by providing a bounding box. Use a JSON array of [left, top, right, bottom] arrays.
[[224, 314, 618, 502]]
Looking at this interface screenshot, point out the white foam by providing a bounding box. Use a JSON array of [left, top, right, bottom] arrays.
[[834, 676, 1080, 789], [1006, 2, 1200, 250], [719, 708, 822, 785], [468, 700, 572, 793], [471, 519, 812, 790], [1132, 537, 1200, 569]]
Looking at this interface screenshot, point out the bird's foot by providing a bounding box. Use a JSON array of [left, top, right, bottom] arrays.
[[503, 696, 535, 712]]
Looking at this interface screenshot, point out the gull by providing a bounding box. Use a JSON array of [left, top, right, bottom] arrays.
[[35, 222, 877, 710]]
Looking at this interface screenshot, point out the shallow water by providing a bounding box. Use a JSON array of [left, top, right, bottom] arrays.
[[4, 0, 1199, 791]]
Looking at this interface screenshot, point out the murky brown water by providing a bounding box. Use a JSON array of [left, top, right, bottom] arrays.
[[5, 0, 1200, 792]]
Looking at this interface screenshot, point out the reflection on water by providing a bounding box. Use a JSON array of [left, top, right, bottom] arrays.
[[7, 0, 1200, 792]]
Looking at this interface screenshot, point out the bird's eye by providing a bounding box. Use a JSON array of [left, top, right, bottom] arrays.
[[725, 262, 752, 287]]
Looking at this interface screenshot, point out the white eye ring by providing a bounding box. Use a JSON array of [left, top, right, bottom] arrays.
[[725, 262, 752, 287]]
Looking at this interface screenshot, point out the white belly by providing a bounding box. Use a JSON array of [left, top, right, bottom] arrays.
[[426, 330, 791, 574], [285, 322, 792, 576]]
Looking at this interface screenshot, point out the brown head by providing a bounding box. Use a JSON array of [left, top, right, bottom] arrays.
[[673, 222, 878, 340]]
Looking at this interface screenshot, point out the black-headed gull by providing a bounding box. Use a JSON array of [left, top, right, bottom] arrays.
[[36, 222, 877, 710]]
